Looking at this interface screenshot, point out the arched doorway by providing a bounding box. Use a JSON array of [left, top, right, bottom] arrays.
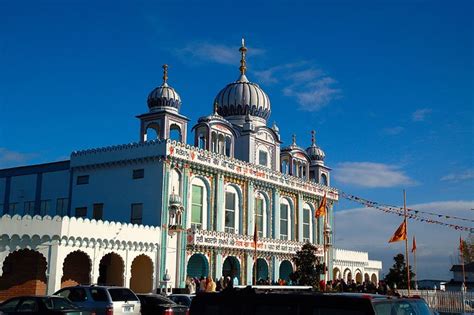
[[364, 273, 370, 283], [98, 253, 124, 286], [130, 255, 153, 293], [355, 271, 362, 284], [0, 249, 47, 300], [333, 267, 341, 280], [222, 256, 240, 283], [279, 260, 293, 282], [255, 258, 269, 282], [61, 251, 91, 288], [186, 254, 209, 279], [371, 274, 378, 284]]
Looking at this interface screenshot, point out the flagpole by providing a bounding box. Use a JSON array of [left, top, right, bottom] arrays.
[[323, 212, 327, 290], [404, 190, 411, 296], [253, 209, 257, 286], [461, 237, 466, 290], [413, 241, 417, 290]]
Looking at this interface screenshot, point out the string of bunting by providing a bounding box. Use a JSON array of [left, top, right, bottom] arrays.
[[342, 192, 473, 233]]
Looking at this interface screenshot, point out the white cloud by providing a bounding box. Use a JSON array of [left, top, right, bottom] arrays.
[[412, 108, 432, 122], [176, 41, 265, 65], [254, 61, 341, 112], [0, 148, 38, 168], [382, 126, 404, 135], [333, 162, 416, 188], [334, 200, 474, 280], [441, 169, 474, 182]]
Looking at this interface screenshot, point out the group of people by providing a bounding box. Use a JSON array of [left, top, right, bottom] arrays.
[[185, 275, 239, 293], [321, 279, 392, 295]]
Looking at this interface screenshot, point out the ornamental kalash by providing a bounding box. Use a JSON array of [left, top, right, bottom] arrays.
[[0, 39, 381, 299]]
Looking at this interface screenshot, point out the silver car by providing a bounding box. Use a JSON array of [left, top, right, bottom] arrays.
[[54, 285, 140, 315]]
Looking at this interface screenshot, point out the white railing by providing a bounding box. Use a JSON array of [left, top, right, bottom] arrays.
[[398, 290, 474, 314]]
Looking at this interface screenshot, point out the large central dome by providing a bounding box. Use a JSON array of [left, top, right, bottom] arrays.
[[214, 39, 271, 121]]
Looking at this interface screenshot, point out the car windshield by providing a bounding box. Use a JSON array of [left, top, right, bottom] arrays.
[[108, 288, 139, 301], [373, 299, 432, 315], [43, 297, 78, 310]]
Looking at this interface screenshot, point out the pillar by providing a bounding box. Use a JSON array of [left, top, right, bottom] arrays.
[[215, 252, 223, 280], [45, 241, 61, 294], [246, 254, 253, 285], [215, 175, 224, 232]]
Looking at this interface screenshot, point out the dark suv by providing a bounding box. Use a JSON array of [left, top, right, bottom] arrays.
[[54, 285, 140, 315], [189, 287, 434, 315]]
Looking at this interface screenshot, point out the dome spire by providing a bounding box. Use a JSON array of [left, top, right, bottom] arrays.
[[292, 134, 297, 146], [311, 130, 316, 146], [162, 64, 168, 85], [239, 37, 248, 76], [213, 100, 219, 114]]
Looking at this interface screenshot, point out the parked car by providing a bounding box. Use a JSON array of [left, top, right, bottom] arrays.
[[0, 295, 92, 314], [189, 287, 435, 315], [168, 294, 194, 308], [54, 285, 140, 315], [136, 294, 188, 315]]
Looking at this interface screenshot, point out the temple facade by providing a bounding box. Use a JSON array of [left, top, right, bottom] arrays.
[[0, 40, 381, 299]]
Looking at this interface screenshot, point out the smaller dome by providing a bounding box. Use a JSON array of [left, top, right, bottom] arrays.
[[147, 65, 182, 112], [306, 131, 325, 161], [169, 188, 182, 206]]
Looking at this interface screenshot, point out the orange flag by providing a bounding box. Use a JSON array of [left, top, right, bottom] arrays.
[[411, 236, 417, 252], [315, 193, 327, 218], [388, 220, 407, 243]]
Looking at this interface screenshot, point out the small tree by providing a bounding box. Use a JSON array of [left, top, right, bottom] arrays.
[[290, 242, 324, 287], [384, 253, 415, 289], [461, 234, 474, 263]]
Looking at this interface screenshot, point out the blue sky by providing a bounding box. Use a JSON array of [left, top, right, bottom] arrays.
[[0, 1, 472, 280]]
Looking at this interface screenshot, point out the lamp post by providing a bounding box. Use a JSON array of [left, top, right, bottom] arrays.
[[323, 219, 332, 286]]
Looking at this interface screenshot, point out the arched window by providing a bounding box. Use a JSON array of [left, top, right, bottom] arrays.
[[218, 134, 225, 155], [225, 136, 232, 157], [169, 169, 181, 196], [258, 149, 268, 167], [281, 159, 289, 174], [145, 123, 160, 141], [255, 197, 265, 237], [211, 132, 217, 153], [190, 178, 208, 230], [303, 205, 312, 242], [321, 173, 328, 186], [280, 199, 291, 240], [198, 133, 206, 149], [170, 125, 181, 142], [224, 185, 239, 233]]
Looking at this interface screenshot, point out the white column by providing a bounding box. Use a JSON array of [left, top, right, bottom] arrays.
[[215, 252, 223, 280], [45, 241, 61, 294], [246, 255, 253, 285], [297, 194, 304, 242]]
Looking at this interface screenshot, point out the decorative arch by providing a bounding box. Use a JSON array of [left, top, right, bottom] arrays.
[[186, 253, 209, 279], [254, 190, 271, 238], [130, 254, 153, 293], [169, 124, 182, 142], [279, 260, 293, 282], [279, 197, 294, 240], [0, 249, 47, 300], [371, 273, 378, 284], [188, 176, 211, 230], [254, 258, 269, 282], [364, 273, 370, 283], [98, 252, 124, 286], [145, 122, 160, 141], [355, 269, 363, 284], [169, 168, 182, 196], [222, 256, 240, 283], [61, 250, 91, 288], [223, 184, 243, 234], [333, 267, 341, 280], [343, 268, 352, 282], [303, 202, 314, 243]]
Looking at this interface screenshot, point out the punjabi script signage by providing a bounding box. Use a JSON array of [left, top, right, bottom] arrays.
[[187, 229, 323, 256], [167, 142, 338, 200]]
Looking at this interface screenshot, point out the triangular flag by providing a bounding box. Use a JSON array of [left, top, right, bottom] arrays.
[[315, 193, 327, 218], [388, 220, 407, 243], [411, 236, 417, 252]]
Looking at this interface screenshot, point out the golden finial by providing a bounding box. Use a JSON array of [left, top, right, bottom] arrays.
[[311, 130, 316, 146], [162, 64, 168, 84], [239, 37, 248, 75]]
